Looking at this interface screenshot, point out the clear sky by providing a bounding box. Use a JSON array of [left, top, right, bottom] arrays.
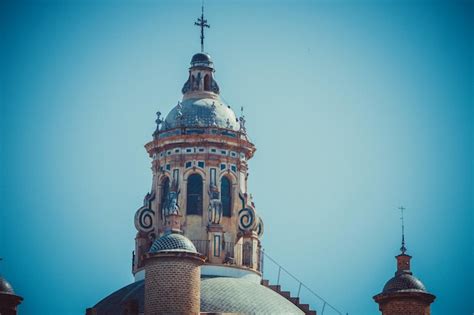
[[1, 0, 472, 314]]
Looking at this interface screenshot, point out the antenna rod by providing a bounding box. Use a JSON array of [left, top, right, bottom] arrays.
[[398, 206, 406, 254]]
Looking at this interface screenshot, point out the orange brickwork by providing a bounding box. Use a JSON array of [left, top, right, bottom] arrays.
[[144, 253, 205, 315]]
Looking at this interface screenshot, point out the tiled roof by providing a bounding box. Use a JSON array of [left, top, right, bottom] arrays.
[[161, 98, 239, 131], [383, 272, 427, 293], [93, 277, 305, 314], [148, 232, 197, 254]]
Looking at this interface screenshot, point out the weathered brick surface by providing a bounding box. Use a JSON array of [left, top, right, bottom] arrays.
[[145, 256, 201, 315], [380, 298, 430, 315]]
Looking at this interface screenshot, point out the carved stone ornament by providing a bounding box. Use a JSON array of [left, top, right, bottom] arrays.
[[134, 192, 156, 233], [238, 207, 257, 232], [254, 215, 264, 237]]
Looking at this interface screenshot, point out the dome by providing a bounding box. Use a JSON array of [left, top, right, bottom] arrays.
[[191, 53, 213, 67], [0, 276, 15, 294], [92, 277, 305, 314], [201, 277, 303, 314], [148, 232, 197, 254], [382, 272, 427, 293], [161, 98, 239, 131]]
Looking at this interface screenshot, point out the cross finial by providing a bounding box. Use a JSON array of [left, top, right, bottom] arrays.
[[398, 206, 407, 254], [194, 3, 210, 52]]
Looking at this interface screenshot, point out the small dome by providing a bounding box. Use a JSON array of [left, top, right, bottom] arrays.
[[149, 232, 197, 254], [161, 98, 239, 131], [0, 276, 15, 294], [191, 53, 213, 67], [382, 273, 427, 293]]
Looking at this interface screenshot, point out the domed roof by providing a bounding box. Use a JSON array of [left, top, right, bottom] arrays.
[[149, 232, 197, 254], [92, 277, 305, 314], [191, 53, 213, 67], [0, 276, 15, 294], [382, 272, 427, 293], [161, 98, 239, 131], [201, 277, 303, 314]]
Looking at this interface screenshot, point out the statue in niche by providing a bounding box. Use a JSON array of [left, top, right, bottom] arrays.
[[208, 184, 222, 224], [163, 191, 180, 217]]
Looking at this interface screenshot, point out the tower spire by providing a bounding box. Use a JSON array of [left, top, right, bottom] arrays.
[[398, 206, 407, 254], [194, 2, 210, 52]]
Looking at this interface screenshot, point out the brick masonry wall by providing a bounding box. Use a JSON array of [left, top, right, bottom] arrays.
[[145, 257, 201, 315], [381, 299, 430, 315]]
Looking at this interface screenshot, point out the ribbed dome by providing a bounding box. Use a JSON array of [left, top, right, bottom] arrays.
[[0, 276, 15, 294], [382, 272, 427, 293], [191, 53, 213, 67], [149, 232, 197, 254], [161, 98, 239, 131]]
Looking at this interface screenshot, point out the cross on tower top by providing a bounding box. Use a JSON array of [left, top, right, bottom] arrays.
[[398, 206, 407, 254], [194, 5, 210, 52]]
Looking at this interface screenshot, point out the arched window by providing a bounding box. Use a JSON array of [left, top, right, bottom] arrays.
[[160, 177, 170, 214], [187, 174, 203, 215], [204, 74, 211, 91], [221, 176, 232, 217]]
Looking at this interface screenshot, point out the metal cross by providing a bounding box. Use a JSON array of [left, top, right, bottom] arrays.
[[194, 5, 210, 52]]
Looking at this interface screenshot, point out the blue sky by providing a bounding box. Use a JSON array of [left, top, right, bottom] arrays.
[[1, 1, 472, 314]]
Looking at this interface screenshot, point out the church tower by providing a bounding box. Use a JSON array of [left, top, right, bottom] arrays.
[[373, 208, 435, 315], [132, 35, 264, 282], [87, 7, 309, 315]]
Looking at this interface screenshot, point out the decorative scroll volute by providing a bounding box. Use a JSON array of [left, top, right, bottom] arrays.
[[134, 193, 155, 233]]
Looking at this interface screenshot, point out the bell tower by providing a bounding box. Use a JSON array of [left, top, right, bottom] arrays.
[[132, 28, 264, 281]]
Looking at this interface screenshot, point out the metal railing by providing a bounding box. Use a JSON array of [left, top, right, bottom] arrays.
[[260, 250, 345, 315]]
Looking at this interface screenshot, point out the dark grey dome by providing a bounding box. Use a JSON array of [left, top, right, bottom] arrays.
[[0, 276, 15, 294], [161, 98, 239, 131], [149, 232, 197, 254], [93, 277, 304, 314], [191, 53, 213, 67], [383, 273, 427, 293]]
